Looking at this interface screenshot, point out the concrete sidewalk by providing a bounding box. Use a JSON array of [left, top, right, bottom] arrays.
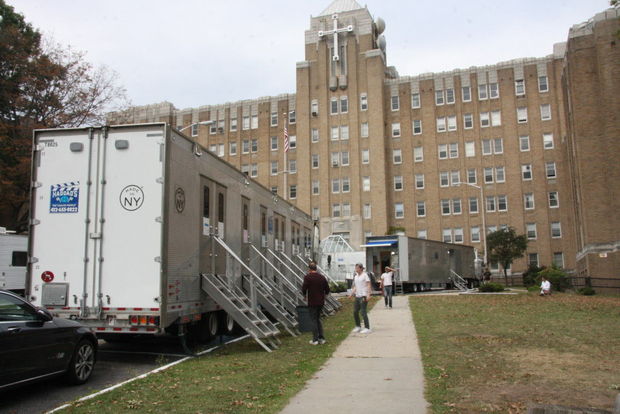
[[279, 295, 428, 414]]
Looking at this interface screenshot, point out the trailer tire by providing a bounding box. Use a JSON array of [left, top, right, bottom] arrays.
[[207, 312, 219, 337]]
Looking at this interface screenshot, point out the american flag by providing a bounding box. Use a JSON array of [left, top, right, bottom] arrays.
[[283, 126, 289, 153]]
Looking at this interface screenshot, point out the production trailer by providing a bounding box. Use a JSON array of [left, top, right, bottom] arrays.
[[362, 235, 476, 292], [0, 231, 28, 294], [26, 123, 327, 351]]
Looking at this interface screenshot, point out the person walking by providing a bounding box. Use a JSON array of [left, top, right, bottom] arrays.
[[350, 263, 371, 334], [380, 266, 395, 308], [302, 262, 330, 345]]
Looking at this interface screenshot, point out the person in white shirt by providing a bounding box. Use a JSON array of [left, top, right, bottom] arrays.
[[540, 276, 551, 296], [350, 263, 372, 334], [380, 266, 395, 308]]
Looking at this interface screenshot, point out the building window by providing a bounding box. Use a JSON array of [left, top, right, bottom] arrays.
[[486, 196, 496, 212], [270, 161, 278, 176], [312, 207, 319, 220], [526, 223, 537, 240], [251, 139, 258, 153], [413, 119, 422, 135], [540, 104, 551, 121], [361, 149, 370, 164], [289, 185, 297, 199], [392, 123, 401, 137], [484, 167, 494, 184], [271, 136, 278, 151], [311, 128, 319, 143], [363, 204, 372, 219], [446, 88, 455, 104], [450, 170, 460, 186], [289, 111, 296, 124], [449, 143, 458, 158], [435, 90, 444, 105], [415, 174, 424, 189], [414, 146, 423, 162], [515, 79, 525, 96], [436, 117, 447, 132], [538, 76, 549, 92], [362, 177, 370, 192], [548, 191, 559, 208], [218, 144, 225, 157], [467, 168, 477, 184], [524, 193, 535, 210], [497, 195, 508, 211], [271, 112, 278, 127], [491, 110, 501, 126], [391, 95, 400, 111], [462, 86, 471, 102], [331, 152, 339, 167], [441, 199, 451, 215], [331, 126, 339, 140], [463, 113, 473, 129], [478, 84, 488, 100], [311, 100, 319, 116], [411, 93, 421, 108], [543, 133, 554, 149], [360, 93, 368, 111], [546, 162, 557, 179], [311, 154, 319, 168], [251, 115, 258, 129], [341, 151, 349, 166], [393, 149, 402, 164], [270, 186, 278, 195], [480, 112, 490, 128], [340, 96, 349, 113], [417, 230, 428, 239], [330, 98, 338, 115], [342, 177, 350, 192], [242, 140, 250, 154], [482, 139, 492, 155], [230, 117, 238, 132], [522, 164, 532, 181], [551, 222, 562, 238], [453, 198, 462, 215], [190, 123, 199, 137], [242, 116, 250, 130], [447, 115, 457, 131], [528, 253, 539, 267], [416, 201, 426, 217], [465, 141, 475, 157], [469, 197, 478, 214], [454, 228, 464, 243], [440, 171, 449, 187], [340, 126, 349, 140], [331, 179, 340, 193], [553, 252, 564, 268], [312, 180, 319, 195], [438, 144, 448, 160], [489, 82, 499, 99], [250, 163, 258, 178], [493, 138, 503, 154], [394, 176, 403, 191], [395, 203, 404, 219], [332, 204, 341, 217], [289, 160, 297, 174], [471, 226, 480, 242], [443, 229, 453, 243], [517, 107, 528, 123], [496, 166, 505, 183], [361, 122, 369, 138], [520, 135, 530, 151], [229, 141, 237, 156]]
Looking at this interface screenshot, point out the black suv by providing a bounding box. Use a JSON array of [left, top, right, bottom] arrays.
[[0, 290, 97, 390]]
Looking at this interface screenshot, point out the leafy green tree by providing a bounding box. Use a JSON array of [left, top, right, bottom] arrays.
[[486, 227, 528, 285], [0, 1, 127, 231]]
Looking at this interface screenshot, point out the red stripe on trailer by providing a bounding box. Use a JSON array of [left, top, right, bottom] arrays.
[[133, 308, 143, 311], [150, 308, 159, 311], [113, 328, 122, 331], [102, 307, 110, 311], [117, 307, 127, 311], [96, 327, 106, 331], [130, 327, 138, 331]]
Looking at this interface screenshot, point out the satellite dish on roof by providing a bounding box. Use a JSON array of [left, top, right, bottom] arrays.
[[378, 35, 386, 51], [375, 17, 385, 35]]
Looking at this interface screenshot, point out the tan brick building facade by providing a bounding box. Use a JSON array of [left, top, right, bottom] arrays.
[[109, 1, 620, 283]]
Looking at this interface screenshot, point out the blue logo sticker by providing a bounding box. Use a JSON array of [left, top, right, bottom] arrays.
[[50, 182, 80, 213]]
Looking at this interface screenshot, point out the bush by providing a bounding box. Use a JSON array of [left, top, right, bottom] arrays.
[[329, 281, 348, 293], [523, 264, 546, 287], [538, 266, 570, 292], [577, 287, 596, 296], [479, 282, 505, 292], [527, 285, 540, 293]]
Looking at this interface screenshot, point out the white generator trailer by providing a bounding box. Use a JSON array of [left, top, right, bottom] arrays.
[[0, 230, 28, 293], [26, 123, 334, 351]]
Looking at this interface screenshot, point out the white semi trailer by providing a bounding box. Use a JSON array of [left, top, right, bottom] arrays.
[[26, 123, 331, 351], [0, 230, 28, 293]]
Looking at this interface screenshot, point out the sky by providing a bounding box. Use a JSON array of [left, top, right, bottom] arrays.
[[7, 0, 613, 110]]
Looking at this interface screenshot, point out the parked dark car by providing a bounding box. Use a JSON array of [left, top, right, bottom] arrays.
[[0, 290, 97, 390]]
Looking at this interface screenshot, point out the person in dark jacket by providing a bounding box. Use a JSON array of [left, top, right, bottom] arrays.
[[302, 262, 330, 345]]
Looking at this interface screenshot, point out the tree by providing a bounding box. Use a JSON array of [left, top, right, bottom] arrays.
[[0, 1, 128, 232], [486, 227, 528, 285]]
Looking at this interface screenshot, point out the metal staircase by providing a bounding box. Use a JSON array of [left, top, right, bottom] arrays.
[[449, 270, 470, 292], [393, 270, 405, 295]]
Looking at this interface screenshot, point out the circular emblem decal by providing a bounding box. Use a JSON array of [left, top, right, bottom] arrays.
[[41, 271, 55, 283], [119, 185, 144, 211], [175, 187, 186, 213]]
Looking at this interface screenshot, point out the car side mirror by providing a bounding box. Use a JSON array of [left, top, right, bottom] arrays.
[[37, 308, 54, 322]]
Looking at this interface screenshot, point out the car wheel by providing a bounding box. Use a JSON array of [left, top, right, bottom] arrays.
[[66, 339, 96, 385]]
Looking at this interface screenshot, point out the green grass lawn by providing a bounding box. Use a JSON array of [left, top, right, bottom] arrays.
[[410, 292, 620, 414], [61, 297, 372, 414]]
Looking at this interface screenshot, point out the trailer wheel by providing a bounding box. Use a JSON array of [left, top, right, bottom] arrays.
[[207, 312, 219, 337]]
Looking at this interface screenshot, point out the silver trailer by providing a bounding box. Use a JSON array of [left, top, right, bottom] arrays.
[[0, 231, 28, 293], [362, 235, 476, 292], [27, 123, 334, 351]]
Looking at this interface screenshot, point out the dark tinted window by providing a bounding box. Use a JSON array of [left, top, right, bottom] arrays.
[[203, 186, 210, 218], [11, 251, 27, 267]]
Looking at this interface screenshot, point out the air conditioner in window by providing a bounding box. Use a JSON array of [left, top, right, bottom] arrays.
[[332, 161, 339, 167], [218, 127, 224, 133], [311, 111, 318, 117]]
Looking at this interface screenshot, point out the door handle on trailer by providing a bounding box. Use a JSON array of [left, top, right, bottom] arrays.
[[7, 326, 21, 334]]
